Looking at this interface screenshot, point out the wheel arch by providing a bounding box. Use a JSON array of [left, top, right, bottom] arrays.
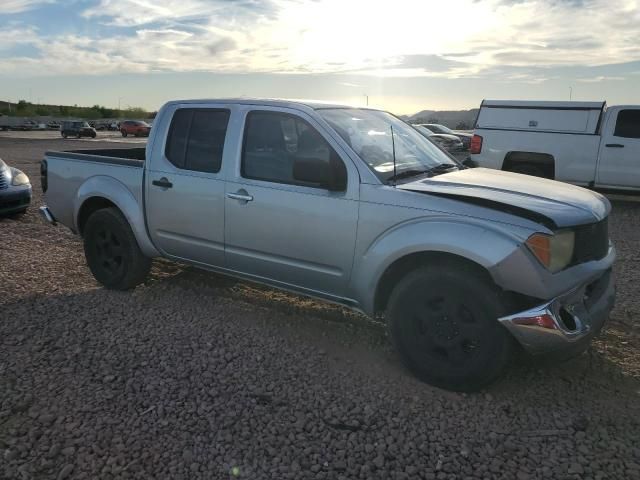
[[373, 251, 493, 315], [351, 218, 526, 316], [74, 176, 159, 257], [502, 151, 555, 179]]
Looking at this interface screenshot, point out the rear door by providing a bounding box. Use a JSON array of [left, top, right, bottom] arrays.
[[145, 104, 231, 266], [597, 107, 640, 188], [224, 107, 360, 298]]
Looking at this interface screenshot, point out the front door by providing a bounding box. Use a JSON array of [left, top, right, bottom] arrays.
[[597, 107, 640, 188], [224, 108, 359, 298], [146, 105, 231, 266]]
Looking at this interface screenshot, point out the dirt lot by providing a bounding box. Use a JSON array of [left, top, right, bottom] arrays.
[[1, 135, 639, 480]]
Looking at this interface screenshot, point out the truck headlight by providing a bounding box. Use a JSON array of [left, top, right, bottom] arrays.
[[526, 230, 575, 273], [11, 169, 30, 186]]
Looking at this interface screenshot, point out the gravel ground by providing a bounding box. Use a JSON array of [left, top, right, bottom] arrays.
[[1, 136, 639, 480]]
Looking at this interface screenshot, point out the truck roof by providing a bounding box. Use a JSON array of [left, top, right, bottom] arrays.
[[482, 100, 605, 110], [164, 98, 363, 111]]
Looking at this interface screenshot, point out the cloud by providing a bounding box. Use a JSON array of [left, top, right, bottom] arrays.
[[82, 0, 278, 27], [0, 0, 51, 14], [577, 75, 625, 82], [1, 0, 640, 82]]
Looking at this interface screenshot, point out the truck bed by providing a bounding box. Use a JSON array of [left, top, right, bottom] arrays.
[[44, 147, 146, 232], [46, 147, 146, 167]]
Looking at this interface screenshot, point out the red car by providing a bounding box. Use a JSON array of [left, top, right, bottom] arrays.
[[120, 120, 151, 137]]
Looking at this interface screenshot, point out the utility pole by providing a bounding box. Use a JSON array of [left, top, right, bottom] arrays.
[[569, 86, 573, 101], [364, 94, 369, 106]]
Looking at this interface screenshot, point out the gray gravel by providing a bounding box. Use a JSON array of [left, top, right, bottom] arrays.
[[1, 136, 639, 479]]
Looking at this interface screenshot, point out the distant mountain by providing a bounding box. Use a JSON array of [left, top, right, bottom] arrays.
[[400, 108, 479, 130]]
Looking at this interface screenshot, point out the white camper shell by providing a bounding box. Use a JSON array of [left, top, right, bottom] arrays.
[[470, 100, 640, 191]]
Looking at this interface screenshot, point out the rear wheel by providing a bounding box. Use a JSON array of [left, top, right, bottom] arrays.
[[83, 208, 151, 290], [387, 263, 515, 392]]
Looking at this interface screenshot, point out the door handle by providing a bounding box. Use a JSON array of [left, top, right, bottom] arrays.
[[152, 177, 173, 188], [605, 143, 625, 148], [227, 190, 253, 202]]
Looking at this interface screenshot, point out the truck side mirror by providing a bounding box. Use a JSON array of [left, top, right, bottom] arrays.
[[293, 153, 347, 192]]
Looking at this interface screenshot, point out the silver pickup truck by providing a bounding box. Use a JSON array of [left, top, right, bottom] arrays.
[[40, 99, 615, 391]]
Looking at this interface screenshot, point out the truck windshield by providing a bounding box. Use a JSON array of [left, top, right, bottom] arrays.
[[319, 108, 457, 184]]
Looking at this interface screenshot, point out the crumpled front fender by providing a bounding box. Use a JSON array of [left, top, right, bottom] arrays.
[[350, 216, 532, 316]]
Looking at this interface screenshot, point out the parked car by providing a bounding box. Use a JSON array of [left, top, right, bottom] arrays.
[[413, 124, 465, 152], [120, 120, 151, 137], [61, 121, 97, 139], [40, 99, 615, 392], [0, 156, 31, 215], [418, 123, 472, 150], [469, 100, 640, 190], [47, 121, 61, 130], [12, 120, 37, 131]]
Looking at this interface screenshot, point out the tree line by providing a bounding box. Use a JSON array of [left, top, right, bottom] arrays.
[[0, 100, 153, 119]]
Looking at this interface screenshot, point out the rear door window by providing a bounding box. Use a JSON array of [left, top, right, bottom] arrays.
[[165, 108, 230, 173], [613, 109, 640, 139]]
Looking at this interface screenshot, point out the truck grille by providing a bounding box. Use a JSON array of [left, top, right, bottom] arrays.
[[0, 170, 8, 190], [573, 218, 609, 264]]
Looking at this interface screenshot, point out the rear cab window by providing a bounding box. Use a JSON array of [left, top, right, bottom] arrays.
[[613, 109, 640, 139], [165, 108, 230, 173]]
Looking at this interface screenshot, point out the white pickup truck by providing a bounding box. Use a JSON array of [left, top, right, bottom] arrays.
[[468, 100, 640, 190]]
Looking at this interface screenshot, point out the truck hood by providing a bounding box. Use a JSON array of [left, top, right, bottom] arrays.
[[397, 167, 610, 229]]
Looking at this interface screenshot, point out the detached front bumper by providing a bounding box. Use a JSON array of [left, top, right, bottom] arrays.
[[499, 269, 615, 355]]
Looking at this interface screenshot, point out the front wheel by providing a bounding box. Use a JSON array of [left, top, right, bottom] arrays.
[[387, 263, 515, 392], [83, 208, 151, 290], [121, 130, 128, 137]]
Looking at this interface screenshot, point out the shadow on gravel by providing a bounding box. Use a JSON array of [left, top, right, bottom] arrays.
[[2, 266, 638, 399], [2, 280, 639, 478]]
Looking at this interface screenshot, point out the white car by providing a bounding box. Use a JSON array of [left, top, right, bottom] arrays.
[[469, 100, 640, 191]]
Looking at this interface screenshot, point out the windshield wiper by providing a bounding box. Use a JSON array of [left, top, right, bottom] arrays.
[[387, 163, 457, 184], [386, 169, 430, 183], [426, 163, 458, 174]]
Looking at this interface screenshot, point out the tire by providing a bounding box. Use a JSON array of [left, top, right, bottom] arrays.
[[387, 262, 515, 392], [62, 133, 67, 139], [91, 133, 97, 138], [83, 208, 151, 290], [6, 208, 27, 218], [121, 130, 128, 137], [76, 133, 81, 139]]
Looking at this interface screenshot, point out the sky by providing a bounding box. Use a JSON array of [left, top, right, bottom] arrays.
[[0, 0, 639, 115]]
